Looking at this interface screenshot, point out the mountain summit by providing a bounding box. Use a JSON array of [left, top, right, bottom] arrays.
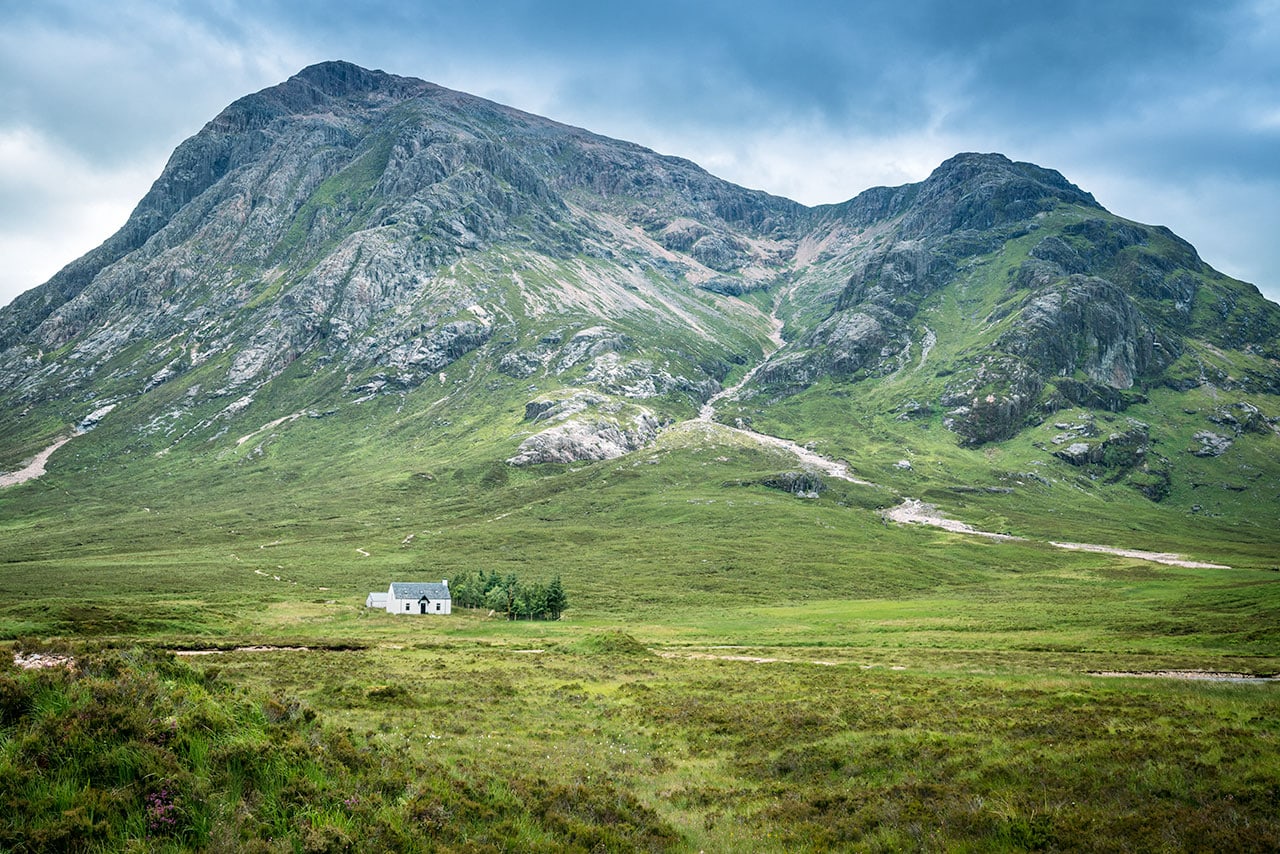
[[2, 61, 1278, 530]]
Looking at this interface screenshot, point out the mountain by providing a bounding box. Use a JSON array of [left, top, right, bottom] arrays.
[[2, 60, 1278, 569], [5, 63, 1280, 852]]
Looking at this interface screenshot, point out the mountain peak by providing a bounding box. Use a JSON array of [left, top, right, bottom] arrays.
[[926, 152, 1095, 203], [208, 60, 432, 134], [289, 60, 400, 97], [892, 150, 1100, 239]]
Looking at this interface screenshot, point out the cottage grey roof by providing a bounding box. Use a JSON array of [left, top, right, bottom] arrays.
[[390, 582, 451, 600]]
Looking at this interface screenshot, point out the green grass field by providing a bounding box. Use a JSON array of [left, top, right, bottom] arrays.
[[3, 389, 1279, 850]]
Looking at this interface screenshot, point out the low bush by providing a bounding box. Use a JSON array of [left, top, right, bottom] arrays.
[[0, 644, 679, 852]]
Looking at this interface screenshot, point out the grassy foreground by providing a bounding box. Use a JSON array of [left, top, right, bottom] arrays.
[[3, 632, 1278, 852], [2, 384, 1279, 850]]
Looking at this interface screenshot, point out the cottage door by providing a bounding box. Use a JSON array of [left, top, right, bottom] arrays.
[[419, 600, 427, 614]]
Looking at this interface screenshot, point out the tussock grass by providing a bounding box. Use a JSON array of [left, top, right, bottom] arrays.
[[0, 644, 683, 852]]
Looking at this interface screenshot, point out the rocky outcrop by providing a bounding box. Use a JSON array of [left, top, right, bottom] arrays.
[[522, 391, 609, 423], [507, 411, 659, 465], [756, 471, 826, 497], [555, 327, 629, 373], [1191, 431, 1233, 457], [1052, 421, 1149, 469], [894, 153, 1100, 239], [498, 351, 543, 378], [1049, 418, 1168, 500], [1208, 402, 1273, 435], [384, 321, 493, 376], [835, 241, 953, 315], [941, 357, 1045, 445], [1000, 275, 1174, 390], [508, 387, 663, 465], [761, 240, 952, 387]]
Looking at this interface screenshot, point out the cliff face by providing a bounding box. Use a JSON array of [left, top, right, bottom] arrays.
[[747, 153, 1279, 447], [1, 62, 1277, 484]]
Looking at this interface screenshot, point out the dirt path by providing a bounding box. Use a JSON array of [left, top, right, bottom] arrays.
[[726, 426, 876, 485], [174, 646, 310, 657], [654, 649, 841, 667], [0, 435, 74, 489], [236, 411, 306, 446]]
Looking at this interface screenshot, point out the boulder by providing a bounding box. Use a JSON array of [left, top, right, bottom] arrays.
[[1191, 431, 1233, 457], [499, 351, 542, 378], [507, 411, 659, 465], [1209, 402, 1271, 435], [1054, 442, 1099, 466]]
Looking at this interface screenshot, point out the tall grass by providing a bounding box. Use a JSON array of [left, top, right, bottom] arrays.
[[0, 643, 681, 852]]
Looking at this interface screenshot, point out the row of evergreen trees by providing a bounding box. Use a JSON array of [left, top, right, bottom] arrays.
[[449, 570, 568, 620]]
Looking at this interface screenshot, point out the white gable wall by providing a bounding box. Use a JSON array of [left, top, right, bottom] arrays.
[[385, 581, 452, 615]]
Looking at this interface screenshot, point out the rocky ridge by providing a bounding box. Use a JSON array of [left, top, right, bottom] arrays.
[[1, 61, 1277, 501]]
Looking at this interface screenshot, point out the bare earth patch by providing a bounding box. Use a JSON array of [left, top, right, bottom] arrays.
[[0, 435, 74, 489], [886, 498, 1231, 568], [1090, 670, 1279, 683], [13, 651, 76, 670], [884, 498, 1023, 541], [1049, 541, 1230, 569]]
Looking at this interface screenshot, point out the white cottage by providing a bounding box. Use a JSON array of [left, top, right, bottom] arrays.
[[382, 581, 451, 615], [365, 592, 388, 609]]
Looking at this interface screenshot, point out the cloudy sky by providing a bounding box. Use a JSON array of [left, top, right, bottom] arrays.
[[2, 0, 1278, 307]]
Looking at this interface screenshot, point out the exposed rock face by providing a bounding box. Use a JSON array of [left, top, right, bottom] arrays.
[[507, 411, 659, 465], [744, 152, 1280, 448], [522, 391, 609, 423], [498, 351, 542, 378], [385, 321, 493, 378], [1209, 402, 1273, 435], [508, 387, 663, 465], [1051, 421, 1149, 469], [761, 154, 1107, 394], [0, 60, 800, 452], [1191, 431, 1233, 457], [1000, 275, 1173, 390], [758, 471, 826, 497], [1055, 442, 1099, 466], [941, 357, 1045, 445], [894, 153, 1099, 238]]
